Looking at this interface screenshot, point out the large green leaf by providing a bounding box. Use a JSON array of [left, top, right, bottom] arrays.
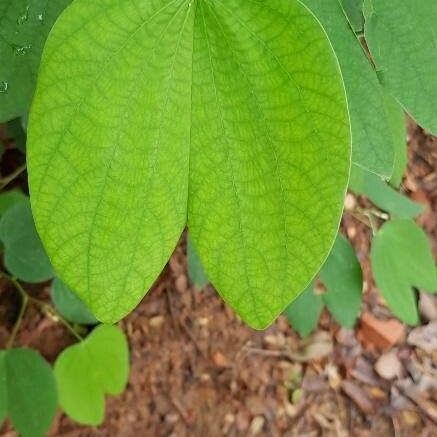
[[371, 220, 437, 325], [364, 0, 437, 134], [0, 348, 57, 437], [0, 199, 54, 282], [0, 0, 71, 122], [28, 0, 350, 328], [54, 324, 129, 425], [303, 0, 402, 177], [320, 234, 362, 328]]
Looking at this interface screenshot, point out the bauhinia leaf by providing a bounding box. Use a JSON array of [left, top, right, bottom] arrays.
[[0, 0, 71, 121], [303, 0, 402, 177], [320, 234, 362, 328], [52, 277, 98, 325], [364, 0, 437, 134], [0, 198, 54, 282], [27, 0, 350, 328], [54, 324, 129, 425], [371, 219, 437, 325], [285, 284, 323, 338], [339, 0, 364, 32], [0, 348, 57, 437], [383, 94, 407, 188], [349, 165, 423, 219]]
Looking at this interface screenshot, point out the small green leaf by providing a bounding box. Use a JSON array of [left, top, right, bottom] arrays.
[[364, 0, 437, 133], [285, 285, 323, 337], [54, 324, 129, 425], [52, 277, 98, 325], [320, 234, 363, 328], [0, 0, 71, 122], [371, 219, 437, 325], [28, 0, 351, 328], [1, 348, 57, 437], [0, 199, 54, 282], [339, 0, 364, 32], [349, 165, 423, 219], [303, 0, 398, 177], [187, 235, 208, 288], [0, 190, 27, 217]]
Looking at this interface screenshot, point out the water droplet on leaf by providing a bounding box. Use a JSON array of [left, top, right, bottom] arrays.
[[11, 43, 31, 55], [0, 81, 8, 94], [17, 5, 30, 25]]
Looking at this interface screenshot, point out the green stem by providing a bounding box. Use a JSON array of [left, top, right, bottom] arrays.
[[0, 163, 27, 191], [1, 272, 83, 342], [6, 287, 28, 348]]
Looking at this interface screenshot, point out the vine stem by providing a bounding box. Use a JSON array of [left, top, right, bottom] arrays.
[[0, 162, 27, 190], [6, 285, 28, 348], [1, 272, 83, 343]]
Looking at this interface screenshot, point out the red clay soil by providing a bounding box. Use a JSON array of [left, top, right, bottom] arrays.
[[0, 122, 436, 436]]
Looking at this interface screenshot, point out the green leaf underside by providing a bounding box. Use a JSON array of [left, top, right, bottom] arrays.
[[383, 94, 407, 188], [339, 0, 364, 32], [187, 234, 208, 288], [303, 0, 402, 177], [285, 284, 323, 337], [0, 199, 54, 282], [54, 324, 129, 425], [371, 220, 437, 325], [0, 190, 27, 217], [320, 234, 362, 328], [28, 0, 350, 328], [52, 277, 98, 324], [364, 0, 437, 134], [0, 0, 71, 122], [0, 349, 57, 437], [349, 165, 423, 219]]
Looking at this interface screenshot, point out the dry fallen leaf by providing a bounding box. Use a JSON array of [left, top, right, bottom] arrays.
[[407, 322, 437, 354], [374, 350, 403, 380]]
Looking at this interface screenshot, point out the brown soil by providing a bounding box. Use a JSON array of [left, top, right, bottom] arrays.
[[0, 122, 436, 437]]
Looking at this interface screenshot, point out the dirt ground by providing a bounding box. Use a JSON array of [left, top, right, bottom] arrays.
[[0, 122, 436, 436]]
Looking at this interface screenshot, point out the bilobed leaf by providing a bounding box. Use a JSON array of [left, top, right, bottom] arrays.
[[54, 324, 129, 425], [28, 0, 350, 328], [52, 277, 98, 324], [303, 0, 397, 177], [0, 0, 71, 122], [187, 235, 208, 288], [320, 234, 362, 328], [349, 165, 423, 219], [2, 348, 57, 437], [0, 199, 54, 282], [339, 0, 364, 32], [285, 285, 323, 337], [364, 0, 437, 134], [371, 220, 437, 325]]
